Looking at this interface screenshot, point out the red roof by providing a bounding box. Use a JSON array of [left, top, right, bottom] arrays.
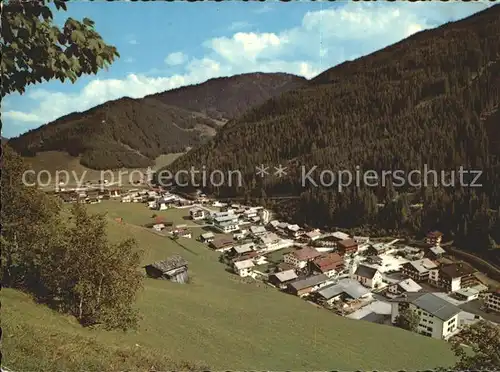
[[338, 238, 357, 249], [292, 247, 322, 261], [312, 253, 344, 272]]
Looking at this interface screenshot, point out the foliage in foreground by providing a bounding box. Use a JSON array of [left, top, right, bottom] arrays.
[[1, 0, 119, 97], [1, 146, 143, 329], [395, 307, 420, 333], [448, 320, 500, 370]]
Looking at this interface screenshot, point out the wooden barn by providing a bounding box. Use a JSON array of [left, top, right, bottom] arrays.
[[144, 255, 189, 283]]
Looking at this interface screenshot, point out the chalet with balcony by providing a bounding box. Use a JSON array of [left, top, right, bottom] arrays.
[[401, 258, 438, 282]]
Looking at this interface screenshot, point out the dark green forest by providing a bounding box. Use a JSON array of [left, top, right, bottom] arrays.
[[8, 73, 305, 169], [165, 5, 500, 264]]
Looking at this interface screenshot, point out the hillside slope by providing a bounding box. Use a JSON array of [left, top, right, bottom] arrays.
[[8, 73, 306, 170], [168, 6, 500, 259]]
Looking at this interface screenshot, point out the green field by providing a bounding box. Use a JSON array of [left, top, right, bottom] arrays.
[[2, 201, 458, 371]]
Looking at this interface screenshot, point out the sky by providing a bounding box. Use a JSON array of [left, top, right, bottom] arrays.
[[2, 0, 496, 138]]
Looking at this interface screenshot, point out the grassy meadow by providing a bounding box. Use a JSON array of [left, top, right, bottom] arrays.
[[2, 201, 458, 371]]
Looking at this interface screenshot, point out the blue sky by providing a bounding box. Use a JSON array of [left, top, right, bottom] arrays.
[[2, 0, 495, 138]]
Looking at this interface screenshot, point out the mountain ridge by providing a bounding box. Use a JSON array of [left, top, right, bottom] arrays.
[[8, 72, 307, 170]]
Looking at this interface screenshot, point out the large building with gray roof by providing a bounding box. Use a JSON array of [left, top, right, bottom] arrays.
[[390, 292, 462, 340]]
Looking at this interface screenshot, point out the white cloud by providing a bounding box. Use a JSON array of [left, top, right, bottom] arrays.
[[3, 111, 41, 123], [4, 1, 495, 132], [164, 52, 188, 66], [125, 57, 135, 63]]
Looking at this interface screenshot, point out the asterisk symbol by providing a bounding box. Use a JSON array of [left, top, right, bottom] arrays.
[[274, 165, 287, 177], [255, 164, 269, 178]]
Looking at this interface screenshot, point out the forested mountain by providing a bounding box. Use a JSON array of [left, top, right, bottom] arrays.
[[150, 72, 306, 121], [167, 5, 500, 263], [8, 73, 306, 169]]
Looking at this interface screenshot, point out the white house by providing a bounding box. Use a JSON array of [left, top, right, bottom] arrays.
[[233, 259, 255, 277], [250, 225, 267, 236], [200, 232, 215, 243], [387, 278, 422, 296], [258, 232, 282, 251], [233, 230, 248, 240], [353, 236, 370, 245], [390, 292, 461, 340], [304, 229, 322, 242], [121, 195, 132, 203], [213, 215, 240, 233], [152, 223, 165, 232], [189, 207, 206, 220], [157, 202, 168, 211], [287, 224, 301, 237], [244, 208, 259, 219], [353, 264, 383, 290]]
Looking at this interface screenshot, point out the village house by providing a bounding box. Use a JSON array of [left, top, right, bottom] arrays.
[[304, 229, 322, 242], [354, 264, 383, 290], [243, 208, 259, 219], [268, 269, 298, 289], [258, 232, 282, 251], [365, 243, 389, 256], [233, 230, 248, 240], [453, 284, 488, 302], [121, 195, 132, 203], [210, 237, 235, 253], [152, 223, 165, 232], [176, 228, 192, 239], [485, 290, 500, 313], [268, 220, 280, 230], [109, 188, 121, 198], [275, 222, 289, 235], [284, 247, 322, 269], [309, 253, 344, 277], [337, 238, 358, 256], [189, 207, 207, 220], [199, 232, 215, 243], [233, 259, 255, 277], [315, 279, 371, 307], [229, 242, 255, 257], [287, 224, 303, 239], [401, 258, 438, 282], [353, 236, 370, 245], [287, 274, 330, 297], [426, 245, 446, 260], [428, 262, 477, 292], [250, 225, 267, 237], [331, 231, 351, 245], [144, 255, 188, 283], [213, 215, 240, 233], [276, 262, 295, 272], [426, 231, 443, 246], [231, 251, 259, 263], [386, 278, 423, 296], [156, 201, 169, 210], [390, 292, 461, 340]]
